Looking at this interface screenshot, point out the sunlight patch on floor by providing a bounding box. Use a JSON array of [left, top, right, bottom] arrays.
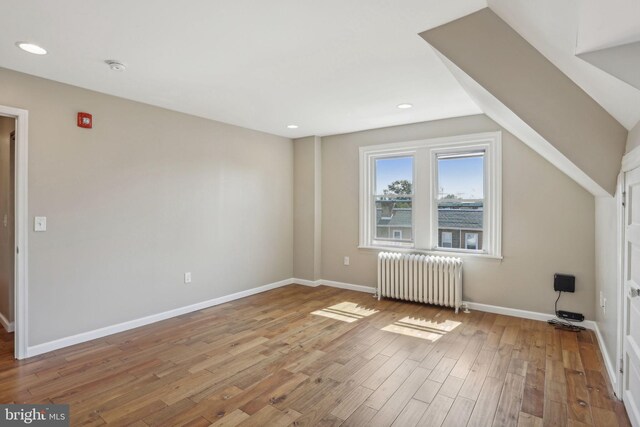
[[381, 316, 461, 341], [311, 301, 379, 323]]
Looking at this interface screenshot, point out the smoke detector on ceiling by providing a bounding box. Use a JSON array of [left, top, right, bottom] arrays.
[[105, 60, 126, 71]]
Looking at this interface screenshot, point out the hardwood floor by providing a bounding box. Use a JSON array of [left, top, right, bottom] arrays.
[[0, 284, 631, 426]]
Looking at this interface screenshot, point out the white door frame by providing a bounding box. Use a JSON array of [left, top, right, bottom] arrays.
[[617, 171, 625, 397], [0, 105, 29, 360]]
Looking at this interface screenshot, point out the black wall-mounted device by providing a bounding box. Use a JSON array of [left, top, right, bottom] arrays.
[[554, 274, 575, 293], [557, 310, 584, 322]]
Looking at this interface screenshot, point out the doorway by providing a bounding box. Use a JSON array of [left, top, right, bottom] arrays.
[[0, 118, 16, 340], [0, 105, 28, 359]]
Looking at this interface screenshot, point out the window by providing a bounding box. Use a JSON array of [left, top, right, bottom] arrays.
[[437, 152, 484, 251], [465, 233, 479, 250], [359, 132, 501, 258], [441, 232, 453, 248]]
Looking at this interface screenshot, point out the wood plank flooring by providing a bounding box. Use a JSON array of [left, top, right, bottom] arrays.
[[0, 284, 631, 426]]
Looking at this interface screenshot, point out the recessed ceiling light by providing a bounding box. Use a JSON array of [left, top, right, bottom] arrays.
[[397, 103, 413, 109], [287, 125, 299, 129], [15, 42, 47, 55], [105, 60, 126, 71]]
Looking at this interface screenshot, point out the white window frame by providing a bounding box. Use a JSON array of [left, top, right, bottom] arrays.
[[465, 233, 479, 250], [441, 231, 453, 248], [392, 230, 403, 240], [359, 131, 502, 259]]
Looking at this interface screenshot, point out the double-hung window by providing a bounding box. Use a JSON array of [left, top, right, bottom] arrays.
[[359, 132, 502, 258]]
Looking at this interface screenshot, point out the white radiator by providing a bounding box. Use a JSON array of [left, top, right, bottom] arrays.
[[377, 252, 463, 313]]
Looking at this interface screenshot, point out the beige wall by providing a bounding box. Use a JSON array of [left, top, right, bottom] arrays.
[[321, 115, 596, 319], [421, 8, 627, 196], [293, 137, 321, 281], [0, 116, 15, 326], [627, 120, 640, 154], [0, 68, 293, 346]]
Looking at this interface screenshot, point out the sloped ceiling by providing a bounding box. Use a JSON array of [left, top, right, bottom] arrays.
[[488, 0, 640, 130], [421, 8, 628, 196]]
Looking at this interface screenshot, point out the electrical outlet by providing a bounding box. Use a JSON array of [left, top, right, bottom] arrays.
[[184, 272, 192, 284], [344, 256, 350, 266]]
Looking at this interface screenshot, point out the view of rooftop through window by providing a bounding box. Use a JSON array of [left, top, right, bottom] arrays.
[[437, 153, 484, 251], [373, 153, 486, 250], [375, 157, 413, 243]]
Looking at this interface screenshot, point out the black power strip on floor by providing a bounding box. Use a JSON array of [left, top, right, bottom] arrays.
[[556, 310, 584, 322]]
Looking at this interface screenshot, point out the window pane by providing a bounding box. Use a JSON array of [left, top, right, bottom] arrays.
[[374, 156, 413, 243], [375, 157, 413, 195], [437, 153, 484, 250], [465, 233, 478, 250], [441, 232, 453, 248], [375, 196, 412, 242]]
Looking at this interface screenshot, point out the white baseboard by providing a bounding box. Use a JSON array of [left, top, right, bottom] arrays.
[[593, 322, 619, 396], [292, 278, 375, 294], [320, 280, 376, 294], [0, 311, 14, 333], [26, 278, 294, 358], [293, 278, 320, 287], [462, 301, 597, 331]]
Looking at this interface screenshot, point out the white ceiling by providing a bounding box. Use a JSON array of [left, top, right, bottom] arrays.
[[0, 0, 485, 138], [488, 0, 640, 130], [2, 1, 639, 137]]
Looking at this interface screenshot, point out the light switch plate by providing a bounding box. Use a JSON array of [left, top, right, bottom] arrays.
[[34, 216, 47, 232]]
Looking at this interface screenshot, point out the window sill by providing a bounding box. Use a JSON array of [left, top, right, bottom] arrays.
[[357, 245, 503, 260]]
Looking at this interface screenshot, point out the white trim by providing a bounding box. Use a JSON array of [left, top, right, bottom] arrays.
[[292, 278, 376, 294], [294, 278, 320, 287], [320, 279, 376, 294], [462, 301, 595, 330], [594, 320, 619, 395], [616, 172, 625, 398], [623, 145, 640, 172], [26, 278, 293, 358], [433, 50, 610, 198], [359, 131, 502, 258], [0, 311, 14, 333], [0, 105, 28, 360]]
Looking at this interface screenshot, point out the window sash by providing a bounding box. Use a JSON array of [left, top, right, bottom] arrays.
[[434, 150, 485, 252]]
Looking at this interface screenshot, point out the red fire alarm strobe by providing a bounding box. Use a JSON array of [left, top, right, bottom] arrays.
[[77, 112, 93, 129]]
